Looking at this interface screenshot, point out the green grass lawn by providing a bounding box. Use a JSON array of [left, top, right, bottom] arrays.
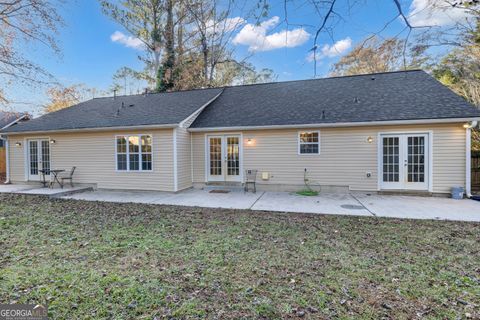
[[0, 194, 479, 319]]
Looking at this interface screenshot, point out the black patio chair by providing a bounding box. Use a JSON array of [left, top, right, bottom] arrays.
[[60, 167, 76, 188]]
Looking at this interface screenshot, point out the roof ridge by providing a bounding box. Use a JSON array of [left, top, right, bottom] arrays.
[[93, 87, 223, 100], [219, 69, 425, 90], [93, 69, 426, 100]]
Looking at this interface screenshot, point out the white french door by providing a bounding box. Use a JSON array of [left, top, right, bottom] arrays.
[[27, 139, 50, 181], [380, 133, 429, 191], [207, 135, 242, 182]]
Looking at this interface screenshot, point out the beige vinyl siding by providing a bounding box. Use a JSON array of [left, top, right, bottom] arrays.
[[175, 127, 193, 191], [9, 137, 25, 181], [8, 129, 175, 191], [192, 123, 467, 194]]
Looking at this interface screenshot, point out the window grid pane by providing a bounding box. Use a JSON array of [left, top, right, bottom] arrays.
[[41, 140, 50, 172], [299, 132, 319, 154], [140, 135, 152, 170], [129, 136, 139, 153], [407, 136, 425, 183], [210, 138, 222, 176], [210, 138, 222, 175], [29, 141, 38, 175], [117, 154, 127, 170], [382, 137, 399, 182], [117, 136, 127, 153], [129, 154, 139, 171], [142, 154, 152, 170], [227, 137, 240, 176], [116, 136, 127, 171], [116, 135, 152, 171]]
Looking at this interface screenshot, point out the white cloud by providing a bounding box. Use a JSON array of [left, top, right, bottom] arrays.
[[110, 31, 144, 50], [232, 16, 310, 52], [306, 37, 352, 62], [206, 17, 246, 35], [222, 17, 247, 33], [408, 0, 471, 27]]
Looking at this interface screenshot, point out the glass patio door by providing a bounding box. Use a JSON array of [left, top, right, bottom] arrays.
[[28, 139, 50, 181], [380, 133, 428, 190], [207, 135, 241, 182], [405, 135, 428, 190]]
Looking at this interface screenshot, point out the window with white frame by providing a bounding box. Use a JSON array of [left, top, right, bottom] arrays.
[[299, 131, 320, 154], [116, 135, 152, 171]]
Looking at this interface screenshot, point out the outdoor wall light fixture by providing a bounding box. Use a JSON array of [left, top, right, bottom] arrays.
[[50, 139, 56, 144], [367, 136, 373, 143], [15, 142, 22, 147], [246, 138, 254, 145]]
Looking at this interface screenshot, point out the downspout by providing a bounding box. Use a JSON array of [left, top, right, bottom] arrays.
[[466, 121, 478, 198], [173, 128, 178, 192], [4, 137, 10, 184]]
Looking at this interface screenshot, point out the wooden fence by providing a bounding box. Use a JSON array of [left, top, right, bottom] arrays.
[[473, 151, 480, 193]]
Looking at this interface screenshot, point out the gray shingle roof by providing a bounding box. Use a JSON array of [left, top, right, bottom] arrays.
[[2, 88, 222, 133], [191, 70, 480, 128], [2, 70, 479, 134], [0, 111, 28, 129]]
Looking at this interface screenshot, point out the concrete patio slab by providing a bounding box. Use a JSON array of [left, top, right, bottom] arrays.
[[155, 189, 262, 209], [0, 185, 35, 193], [0, 184, 92, 197], [64, 188, 262, 210], [353, 193, 480, 222], [63, 190, 174, 204], [7, 185, 479, 222], [251, 192, 373, 217]]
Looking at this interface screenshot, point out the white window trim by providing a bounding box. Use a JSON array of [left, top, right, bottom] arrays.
[[115, 134, 153, 172], [298, 130, 320, 155]]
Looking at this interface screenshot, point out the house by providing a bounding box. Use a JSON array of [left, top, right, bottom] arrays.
[[1, 70, 480, 196], [0, 111, 30, 146], [0, 111, 30, 181]]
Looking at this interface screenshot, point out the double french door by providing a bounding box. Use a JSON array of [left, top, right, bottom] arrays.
[[207, 135, 242, 182], [380, 133, 429, 190], [27, 139, 51, 181]]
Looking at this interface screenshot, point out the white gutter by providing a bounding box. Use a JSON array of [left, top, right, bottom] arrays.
[[188, 117, 480, 132], [2, 123, 179, 136], [466, 120, 478, 198], [4, 138, 10, 184]]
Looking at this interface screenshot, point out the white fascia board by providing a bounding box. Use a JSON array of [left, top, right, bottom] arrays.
[[2, 123, 179, 136], [188, 117, 480, 132]]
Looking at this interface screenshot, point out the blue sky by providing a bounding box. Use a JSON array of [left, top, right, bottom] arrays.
[[8, 0, 470, 114]]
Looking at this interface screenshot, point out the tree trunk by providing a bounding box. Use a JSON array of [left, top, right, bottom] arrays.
[[201, 31, 209, 86], [152, 1, 163, 90], [163, 0, 175, 90]]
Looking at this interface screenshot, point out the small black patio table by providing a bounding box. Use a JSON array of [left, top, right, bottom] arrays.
[[38, 169, 50, 188], [39, 169, 65, 188]]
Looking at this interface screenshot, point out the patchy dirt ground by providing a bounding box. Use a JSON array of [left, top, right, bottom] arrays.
[[0, 194, 479, 319]]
